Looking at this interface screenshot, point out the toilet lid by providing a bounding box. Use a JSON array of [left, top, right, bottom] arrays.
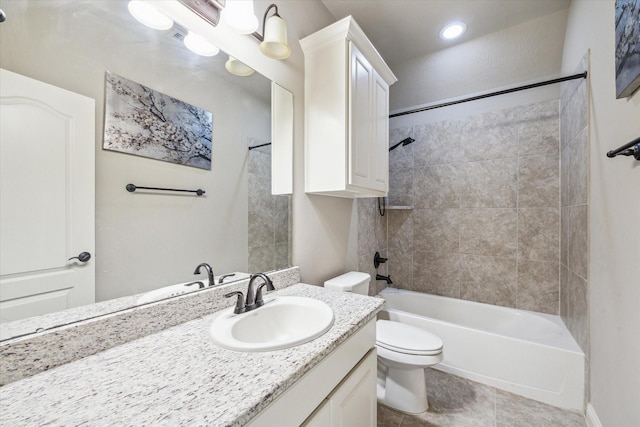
[[376, 320, 443, 356]]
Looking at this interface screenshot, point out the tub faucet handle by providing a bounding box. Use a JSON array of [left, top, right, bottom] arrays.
[[374, 252, 388, 268]]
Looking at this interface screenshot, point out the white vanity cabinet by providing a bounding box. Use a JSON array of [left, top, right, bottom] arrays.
[[247, 319, 377, 426], [302, 350, 377, 426], [301, 16, 397, 198]]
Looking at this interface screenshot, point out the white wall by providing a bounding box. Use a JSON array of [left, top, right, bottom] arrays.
[[390, 9, 569, 111], [561, 1, 640, 425]]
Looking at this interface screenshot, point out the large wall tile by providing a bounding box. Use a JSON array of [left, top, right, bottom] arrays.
[[460, 109, 519, 162], [460, 208, 517, 257], [389, 126, 414, 168], [413, 251, 460, 297], [414, 164, 459, 208], [413, 120, 462, 167], [564, 127, 589, 206], [248, 209, 274, 247], [561, 82, 588, 147], [388, 166, 414, 207], [567, 204, 589, 280], [388, 210, 414, 289], [518, 100, 560, 157], [518, 259, 559, 314], [413, 208, 459, 253], [459, 158, 517, 208], [518, 154, 559, 208], [563, 268, 589, 354], [460, 255, 517, 307], [518, 208, 560, 262]]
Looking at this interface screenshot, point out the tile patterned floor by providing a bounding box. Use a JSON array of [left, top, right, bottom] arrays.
[[378, 369, 586, 427]]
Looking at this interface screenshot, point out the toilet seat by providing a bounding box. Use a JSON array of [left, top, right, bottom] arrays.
[[376, 320, 443, 356]]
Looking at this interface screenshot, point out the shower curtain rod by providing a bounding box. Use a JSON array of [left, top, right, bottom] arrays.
[[389, 72, 588, 118]]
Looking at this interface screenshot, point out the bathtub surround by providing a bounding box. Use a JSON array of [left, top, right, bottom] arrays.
[[356, 198, 388, 295], [560, 53, 590, 406], [0, 267, 300, 385], [247, 139, 291, 271], [383, 99, 561, 314]]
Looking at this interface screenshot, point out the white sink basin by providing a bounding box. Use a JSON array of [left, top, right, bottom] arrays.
[[210, 296, 334, 352]]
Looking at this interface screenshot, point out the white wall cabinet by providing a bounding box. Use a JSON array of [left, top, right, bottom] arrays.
[[301, 16, 397, 198]]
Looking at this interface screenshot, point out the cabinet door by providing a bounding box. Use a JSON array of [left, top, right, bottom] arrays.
[[371, 72, 389, 192], [330, 349, 377, 427], [301, 399, 331, 427], [349, 42, 374, 190]]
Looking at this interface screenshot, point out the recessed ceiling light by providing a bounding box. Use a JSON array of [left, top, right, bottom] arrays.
[[440, 22, 467, 40]]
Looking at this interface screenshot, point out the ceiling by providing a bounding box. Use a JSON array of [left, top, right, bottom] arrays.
[[320, 0, 571, 67]]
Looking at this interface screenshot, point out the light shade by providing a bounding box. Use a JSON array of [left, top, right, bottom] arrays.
[[440, 22, 467, 40], [128, 0, 173, 30], [225, 56, 255, 76], [260, 13, 290, 59], [221, 0, 259, 34], [184, 31, 220, 56]]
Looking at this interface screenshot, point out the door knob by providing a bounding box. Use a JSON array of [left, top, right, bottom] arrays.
[[69, 252, 91, 263]]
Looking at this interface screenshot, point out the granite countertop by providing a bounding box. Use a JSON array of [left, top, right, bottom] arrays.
[[0, 284, 384, 426]]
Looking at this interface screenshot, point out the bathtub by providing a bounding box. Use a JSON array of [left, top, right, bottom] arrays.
[[377, 287, 585, 411]]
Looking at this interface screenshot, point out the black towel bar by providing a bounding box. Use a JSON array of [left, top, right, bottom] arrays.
[[126, 184, 205, 196], [606, 136, 640, 160]]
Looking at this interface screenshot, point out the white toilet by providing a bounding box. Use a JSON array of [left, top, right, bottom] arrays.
[[324, 271, 444, 414]]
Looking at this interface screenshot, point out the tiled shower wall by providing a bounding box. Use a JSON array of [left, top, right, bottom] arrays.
[[560, 55, 590, 401], [382, 100, 562, 314], [247, 139, 291, 272], [356, 198, 388, 295]]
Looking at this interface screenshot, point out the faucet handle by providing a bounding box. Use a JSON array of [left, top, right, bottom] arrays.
[[254, 277, 275, 307], [224, 291, 246, 314]]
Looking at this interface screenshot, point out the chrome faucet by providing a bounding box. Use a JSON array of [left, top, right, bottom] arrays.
[[224, 273, 275, 315], [194, 263, 214, 286]]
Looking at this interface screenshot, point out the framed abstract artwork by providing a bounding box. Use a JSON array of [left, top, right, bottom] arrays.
[[103, 72, 213, 169], [615, 0, 640, 98]]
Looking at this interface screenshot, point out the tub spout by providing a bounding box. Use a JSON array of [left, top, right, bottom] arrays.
[[376, 274, 393, 285]]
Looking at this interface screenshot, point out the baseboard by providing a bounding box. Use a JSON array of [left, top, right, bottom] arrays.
[[586, 404, 603, 427]]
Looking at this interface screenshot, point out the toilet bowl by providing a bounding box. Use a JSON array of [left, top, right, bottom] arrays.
[[324, 272, 444, 414]]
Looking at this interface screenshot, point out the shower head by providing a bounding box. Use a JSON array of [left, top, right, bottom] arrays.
[[389, 137, 415, 152]]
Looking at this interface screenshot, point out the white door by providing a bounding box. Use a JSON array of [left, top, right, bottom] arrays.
[[0, 68, 95, 322]]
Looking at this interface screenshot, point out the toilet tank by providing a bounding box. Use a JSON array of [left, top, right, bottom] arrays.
[[324, 271, 370, 295]]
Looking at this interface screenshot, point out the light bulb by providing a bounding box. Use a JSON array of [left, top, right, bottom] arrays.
[[128, 1, 173, 31], [184, 31, 220, 57], [221, 0, 259, 34]]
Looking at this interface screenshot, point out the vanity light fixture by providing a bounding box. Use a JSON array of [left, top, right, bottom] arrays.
[[439, 21, 467, 40], [128, 0, 174, 30], [221, 0, 259, 34], [184, 31, 220, 56], [225, 56, 255, 76], [254, 4, 291, 60]]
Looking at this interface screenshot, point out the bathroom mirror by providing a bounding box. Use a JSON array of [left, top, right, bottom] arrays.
[[0, 0, 292, 339]]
